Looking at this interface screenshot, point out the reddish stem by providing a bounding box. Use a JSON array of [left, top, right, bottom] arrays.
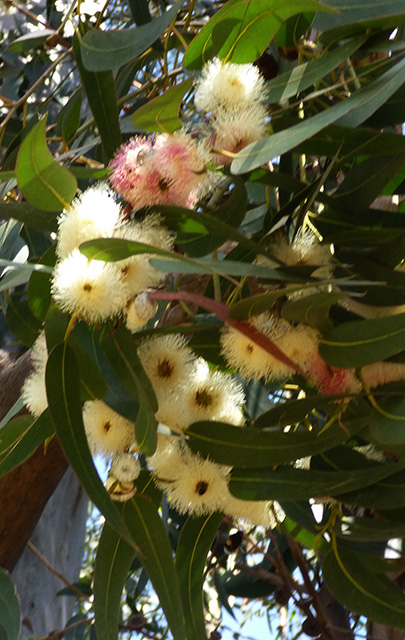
[[149, 291, 307, 378]]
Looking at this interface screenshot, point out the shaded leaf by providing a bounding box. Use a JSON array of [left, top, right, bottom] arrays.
[[186, 418, 365, 468], [334, 516, 405, 542], [315, 0, 405, 44], [73, 34, 121, 159], [322, 541, 405, 627], [0, 201, 58, 232], [229, 462, 404, 501], [0, 569, 21, 640], [319, 313, 405, 368], [16, 116, 77, 211], [122, 497, 187, 640], [101, 325, 157, 456], [282, 291, 343, 331], [183, 0, 335, 69], [266, 34, 368, 103], [254, 394, 350, 428], [175, 513, 223, 640], [232, 55, 405, 174], [5, 299, 42, 347], [132, 78, 193, 133], [55, 91, 83, 144], [93, 520, 135, 640], [45, 342, 135, 545], [80, 1, 182, 71]]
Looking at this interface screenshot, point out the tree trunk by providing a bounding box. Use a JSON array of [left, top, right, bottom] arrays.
[[12, 468, 88, 637]]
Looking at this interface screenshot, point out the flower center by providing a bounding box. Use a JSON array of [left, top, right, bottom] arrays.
[[83, 283, 93, 292], [103, 420, 112, 433], [195, 388, 213, 408], [195, 481, 208, 496], [157, 359, 174, 379]]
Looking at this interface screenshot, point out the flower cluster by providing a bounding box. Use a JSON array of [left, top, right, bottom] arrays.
[[194, 57, 269, 165], [52, 184, 173, 327]]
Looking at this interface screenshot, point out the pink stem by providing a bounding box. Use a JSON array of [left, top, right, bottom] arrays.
[[149, 291, 307, 378]]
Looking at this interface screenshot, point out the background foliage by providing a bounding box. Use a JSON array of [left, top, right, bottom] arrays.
[[1, 0, 405, 638]]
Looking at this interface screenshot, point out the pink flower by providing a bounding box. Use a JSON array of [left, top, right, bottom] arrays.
[[109, 132, 211, 210]]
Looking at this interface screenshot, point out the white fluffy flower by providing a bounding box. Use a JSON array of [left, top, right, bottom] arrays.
[[83, 400, 136, 456], [52, 249, 128, 322], [195, 58, 266, 113], [22, 332, 48, 418], [212, 104, 269, 165], [57, 184, 122, 259]]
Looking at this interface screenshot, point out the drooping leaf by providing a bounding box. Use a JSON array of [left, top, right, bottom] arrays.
[[232, 55, 405, 174], [16, 116, 77, 211], [100, 325, 157, 456], [93, 520, 135, 640], [122, 497, 187, 640], [322, 541, 405, 628], [132, 78, 193, 133], [0, 569, 21, 640], [281, 291, 343, 332], [8, 28, 56, 53], [254, 394, 351, 428], [229, 461, 404, 501], [45, 342, 134, 545], [319, 313, 405, 368], [175, 513, 223, 640], [185, 418, 365, 468], [80, 1, 183, 71], [73, 34, 121, 159], [183, 0, 335, 69]]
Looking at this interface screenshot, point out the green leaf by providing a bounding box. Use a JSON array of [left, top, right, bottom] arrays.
[[175, 513, 223, 640], [73, 34, 121, 159], [183, 0, 335, 69], [45, 342, 135, 545], [28, 245, 55, 320], [122, 497, 187, 640], [254, 394, 350, 428], [229, 462, 404, 501], [80, 1, 183, 71], [8, 28, 55, 53], [16, 116, 77, 211], [319, 313, 405, 368], [368, 395, 405, 452], [93, 520, 135, 640], [185, 418, 365, 468], [132, 78, 193, 133], [0, 201, 59, 231], [100, 325, 157, 456], [334, 515, 405, 542], [55, 91, 83, 144], [336, 469, 405, 510], [282, 291, 343, 332], [0, 411, 54, 479], [331, 155, 405, 213], [315, 0, 405, 44], [5, 299, 42, 347], [266, 34, 368, 103], [322, 542, 405, 627], [155, 178, 248, 257], [232, 55, 405, 174], [0, 569, 21, 640]]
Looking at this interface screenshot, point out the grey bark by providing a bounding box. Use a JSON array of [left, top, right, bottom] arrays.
[[12, 468, 89, 637]]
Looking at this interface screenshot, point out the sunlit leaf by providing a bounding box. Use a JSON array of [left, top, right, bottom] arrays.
[[16, 116, 77, 211], [132, 78, 193, 133], [183, 0, 335, 69]]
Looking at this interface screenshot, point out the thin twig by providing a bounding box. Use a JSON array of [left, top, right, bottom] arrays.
[[27, 541, 92, 602]]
